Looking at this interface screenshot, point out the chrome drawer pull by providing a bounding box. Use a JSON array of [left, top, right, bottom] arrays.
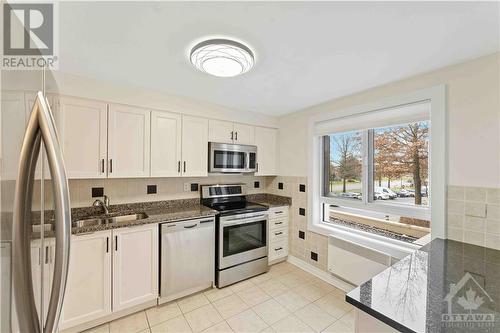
[[275, 221, 283, 225], [274, 247, 283, 251], [275, 232, 283, 236]]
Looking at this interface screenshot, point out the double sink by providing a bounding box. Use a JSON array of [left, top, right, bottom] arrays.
[[32, 212, 149, 233], [72, 212, 149, 228]]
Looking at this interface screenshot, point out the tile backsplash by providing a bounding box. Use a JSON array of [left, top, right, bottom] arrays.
[[68, 175, 271, 208], [447, 186, 500, 249]]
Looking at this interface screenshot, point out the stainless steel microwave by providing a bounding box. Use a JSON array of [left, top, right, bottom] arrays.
[[209, 142, 257, 173]]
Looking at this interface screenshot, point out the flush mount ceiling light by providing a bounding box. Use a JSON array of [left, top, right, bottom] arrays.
[[190, 38, 255, 77]]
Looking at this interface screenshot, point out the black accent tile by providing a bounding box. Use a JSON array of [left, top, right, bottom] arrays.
[[299, 230, 305, 239], [254, 181, 260, 188], [91, 187, 104, 198], [278, 182, 283, 190], [311, 252, 318, 261], [299, 208, 306, 216], [190, 183, 199, 192], [299, 184, 306, 192], [147, 185, 157, 194]]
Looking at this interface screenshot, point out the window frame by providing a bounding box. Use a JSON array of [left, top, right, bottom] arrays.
[[321, 123, 431, 221], [308, 85, 447, 241]]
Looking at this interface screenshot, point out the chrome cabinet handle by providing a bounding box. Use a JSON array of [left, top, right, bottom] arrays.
[[275, 221, 283, 225], [275, 232, 283, 236], [275, 247, 283, 251], [199, 219, 214, 224], [235, 132, 238, 141], [178, 161, 181, 173], [106, 237, 109, 253], [231, 131, 234, 140], [101, 159, 105, 173], [184, 224, 197, 229], [109, 159, 113, 173], [183, 161, 186, 173], [13, 91, 71, 333], [115, 235, 118, 251]]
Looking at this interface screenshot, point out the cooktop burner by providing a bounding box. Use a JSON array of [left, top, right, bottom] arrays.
[[201, 184, 268, 216]]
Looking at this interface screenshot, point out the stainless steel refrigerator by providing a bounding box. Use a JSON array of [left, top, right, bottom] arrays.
[[1, 67, 72, 333]]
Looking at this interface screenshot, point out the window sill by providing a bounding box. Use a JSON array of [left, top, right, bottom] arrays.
[[308, 219, 421, 258]]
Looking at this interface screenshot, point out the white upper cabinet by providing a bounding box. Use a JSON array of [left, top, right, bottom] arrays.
[[255, 126, 278, 176], [151, 111, 182, 177], [1, 92, 27, 180], [182, 115, 208, 177], [233, 123, 255, 145], [108, 104, 151, 178], [209, 120, 255, 145], [59, 97, 108, 179], [112, 224, 158, 311], [209, 119, 234, 144], [59, 231, 112, 330]]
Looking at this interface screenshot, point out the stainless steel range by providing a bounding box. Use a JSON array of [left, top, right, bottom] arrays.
[[201, 184, 269, 287]]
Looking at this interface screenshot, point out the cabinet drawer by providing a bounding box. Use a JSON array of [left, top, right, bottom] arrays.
[[269, 240, 288, 260], [269, 228, 287, 242], [269, 207, 288, 220], [269, 217, 288, 230]]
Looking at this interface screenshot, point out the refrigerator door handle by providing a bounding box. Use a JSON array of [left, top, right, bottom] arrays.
[[13, 91, 71, 333]]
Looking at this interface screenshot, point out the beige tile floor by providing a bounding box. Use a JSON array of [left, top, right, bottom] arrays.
[[84, 262, 355, 333]]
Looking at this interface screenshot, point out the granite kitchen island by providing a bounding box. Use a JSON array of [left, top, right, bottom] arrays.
[[346, 238, 500, 332]]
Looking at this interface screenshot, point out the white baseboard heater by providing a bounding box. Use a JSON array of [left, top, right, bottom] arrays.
[[327, 235, 393, 286]]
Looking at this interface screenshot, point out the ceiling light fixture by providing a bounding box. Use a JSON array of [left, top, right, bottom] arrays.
[[190, 38, 255, 77]]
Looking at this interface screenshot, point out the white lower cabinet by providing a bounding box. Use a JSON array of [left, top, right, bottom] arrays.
[[268, 206, 289, 263], [112, 224, 158, 311], [59, 231, 112, 330], [59, 224, 158, 330]]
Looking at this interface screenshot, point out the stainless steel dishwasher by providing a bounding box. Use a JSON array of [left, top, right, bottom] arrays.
[[159, 216, 215, 304]]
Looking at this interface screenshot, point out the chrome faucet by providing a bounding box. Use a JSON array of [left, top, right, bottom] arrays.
[[92, 195, 110, 214]]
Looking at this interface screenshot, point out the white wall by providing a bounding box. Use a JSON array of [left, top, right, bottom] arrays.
[[278, 53, 500, 188]]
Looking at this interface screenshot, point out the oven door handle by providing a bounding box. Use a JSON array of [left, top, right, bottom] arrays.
[[223, 214, 266, 222], [221, 217, 267, 227]]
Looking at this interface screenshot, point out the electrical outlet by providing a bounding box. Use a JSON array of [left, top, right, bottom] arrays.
[[183, 183, 190, 192]]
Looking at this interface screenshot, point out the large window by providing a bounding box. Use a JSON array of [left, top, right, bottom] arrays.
[[321, 118, 431, 242]]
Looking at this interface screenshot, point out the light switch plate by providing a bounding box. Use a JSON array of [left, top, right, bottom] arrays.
[[183, 183, 190, 192]]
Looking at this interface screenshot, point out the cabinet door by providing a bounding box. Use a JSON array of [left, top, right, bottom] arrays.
[[1, 92, 27, 180], [108, 105, 151, 178], [151, 111, 182, 177], [59, 231, 112, 330], [181, 116, 208, 177], [255, 127, 277, 175], [112, 224, 158, 311], [233, 123, 254, 145], [208, 119, 234, 144], [59, 97, 108, 178]]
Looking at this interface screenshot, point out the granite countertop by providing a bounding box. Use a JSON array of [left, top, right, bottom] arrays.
[[71, 204, 217, 235], [346, 238, 500, 332], [246, 193, 292, 207], [6, 194, 290, 240]]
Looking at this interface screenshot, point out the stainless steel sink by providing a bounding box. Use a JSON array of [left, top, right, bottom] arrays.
[[72, 212, 148, 228], [72, 218, 108, 228], [110, 213, 148, 223]]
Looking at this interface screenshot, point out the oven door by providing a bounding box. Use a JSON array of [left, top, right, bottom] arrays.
[[219, 212, 268, 269], [210, 143, 247, 173]]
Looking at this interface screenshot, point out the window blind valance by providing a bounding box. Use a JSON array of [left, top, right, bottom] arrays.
[[314, 101, 430, 136]]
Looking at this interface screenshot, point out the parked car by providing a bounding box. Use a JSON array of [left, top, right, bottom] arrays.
[[374, 189, 391, 200], [375, 187, 397, 199], [396, 189, 414, 197], [339, 192, 362, 200]]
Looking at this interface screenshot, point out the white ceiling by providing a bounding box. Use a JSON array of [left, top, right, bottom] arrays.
[[59, 2, 499, 116]]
